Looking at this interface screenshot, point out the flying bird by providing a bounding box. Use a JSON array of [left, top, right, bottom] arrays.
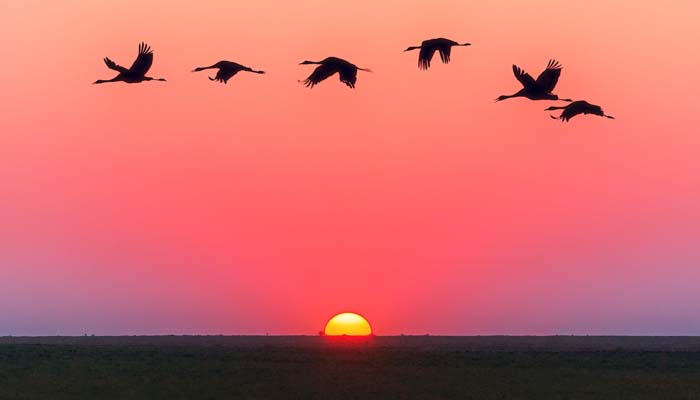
[[93, 42, 166, 84], [192, 61, 265, 84], [496, 59, 571, 102], [299, 57, 371, 89], [404, 38, 471, 70], [545, 101, 615, 122]]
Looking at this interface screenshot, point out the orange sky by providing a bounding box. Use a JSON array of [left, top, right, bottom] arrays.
[[1, 1, 699, 335]]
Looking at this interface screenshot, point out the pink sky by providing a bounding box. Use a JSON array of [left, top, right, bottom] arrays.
[[1, 1, 699, 335]]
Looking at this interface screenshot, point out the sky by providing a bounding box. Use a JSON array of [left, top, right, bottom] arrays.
[[1, 0, 699, 336]]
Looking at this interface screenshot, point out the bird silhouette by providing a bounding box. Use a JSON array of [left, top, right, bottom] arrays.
[[93, 42, 166, 84], [299, 57, 371, 88], [545, 101, 615, 122], [496, 59, 571, 102], [192, 61, 265, 84], [404, 38, 471, 70]]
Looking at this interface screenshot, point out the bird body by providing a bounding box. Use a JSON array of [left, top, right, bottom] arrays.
[[94, 42, 166, 84], [404, 38, 471, 70], [193, 61, 265, 84], [545, 101, 614, 122], [496, 59, 571, 102], [299, 57, 371, 88]]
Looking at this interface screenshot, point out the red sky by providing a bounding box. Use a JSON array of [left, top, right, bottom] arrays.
[[1, 1, 699, 335]]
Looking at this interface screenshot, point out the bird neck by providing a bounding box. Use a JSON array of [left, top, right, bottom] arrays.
[[496, 93, 518, 101], [93, 77, 120, 84]]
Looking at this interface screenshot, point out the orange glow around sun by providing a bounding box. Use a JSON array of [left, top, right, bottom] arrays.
[[324, 312, 373, 336]]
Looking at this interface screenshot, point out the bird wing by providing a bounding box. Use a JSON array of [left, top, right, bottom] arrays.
[[214, 68, 238, 84], [535, 59, 562, 93], [128, 42, 154, 76], [512, 65, 537, 89], [582, 102, 603, 114], [438, 44, 452, 64], [560, 107, 581, 122], [418, 46, 437, 70], [580, 103, 605, 118], [103, 57, 128, 73], [303, 63, 338, 88], [338, 65, 358, 88]]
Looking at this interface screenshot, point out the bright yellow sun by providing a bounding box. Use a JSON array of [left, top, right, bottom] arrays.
[[324, 312, 372, 336]]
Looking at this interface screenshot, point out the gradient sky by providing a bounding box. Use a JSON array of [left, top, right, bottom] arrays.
[[1, 1, 699, 335]]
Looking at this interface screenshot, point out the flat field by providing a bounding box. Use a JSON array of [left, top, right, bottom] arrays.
[[1, 336, 699, 399]]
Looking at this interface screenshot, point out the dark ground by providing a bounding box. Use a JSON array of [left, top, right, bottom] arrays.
[[1, 336, 699, 399]]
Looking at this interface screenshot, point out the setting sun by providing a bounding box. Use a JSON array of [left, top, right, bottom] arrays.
[[324, 313, 373, 336]]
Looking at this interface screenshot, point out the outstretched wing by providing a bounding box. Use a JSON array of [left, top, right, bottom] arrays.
[[559, 107, 580, 122], [582, 102, 603, 115], [579, 102, 605, 118], [535, 59, 562, 93], [212, 68, 238, 84], [128, 42, 154, 76], [303, 63, 338, 88], [438, 44, 452, 64], [103, 57, 127, 73], [338, 65, 358, 88], [418, 46, 437, 70], [554, 101, 603, 122], [512, 65, 537, 89]]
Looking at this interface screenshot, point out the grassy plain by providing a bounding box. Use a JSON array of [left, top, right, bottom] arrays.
[[1, 336, 699, 399]]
